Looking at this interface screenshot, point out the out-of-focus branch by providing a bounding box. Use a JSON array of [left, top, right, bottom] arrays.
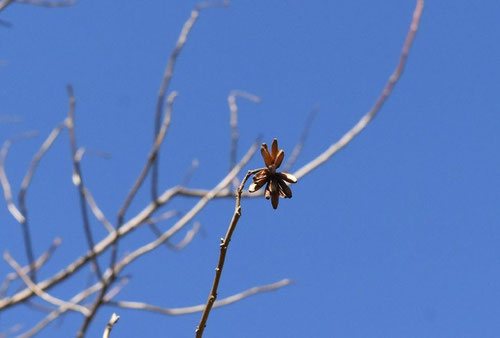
[[109, 279, 291, 316], [14, 0, 75, 7], [73, 147, 115, 233], [0, 132, 39, 285], [152, 0, 229, 201], [66, 85, 103, 280], [18, 276, 106, 338], [112, 141, 259, 276], [0, 238, 61, 297], [17, 122, 65, 282], [181, 158, 199, 186], [102, 313, 119, 338], [77, 92, 179, 336], [148, 221, 201, 251], [283, 106, 319, 172], [118, 91, 178, 226], [195, 167, 262, 337], [0, 0, 14, 12], [3, 252, 90, 316], [293, 0, 424, 180], [227, 90, 261, 171]]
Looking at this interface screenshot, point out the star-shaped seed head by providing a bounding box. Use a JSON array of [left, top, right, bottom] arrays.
[[248, 138, 298, 209]]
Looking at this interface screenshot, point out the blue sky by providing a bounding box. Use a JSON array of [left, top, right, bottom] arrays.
[[1, 1, 500, 337]]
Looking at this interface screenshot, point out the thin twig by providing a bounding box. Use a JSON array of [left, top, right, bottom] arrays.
[[152, 0, 229, 201], [102, 313, 119, 338], [283, 106, 319, 172], [148, 221, 201, 251], [3, 252, 90, 316], [84, 187, 114, 233], [108, 278, 291, 316], [293, 0, 425, 180], [18, 122, 65, 282], [118, 91, 178, 225], [0, 238, 61, 297], [66, 85, 103, 281], [77, 142, 257, 337], [14, 0, 75, 7], [195, 167, 262, 337], [18, 276, 107, 338], [0, 132, 39, 285], [181, 159, 200, 186], [227, 90, 261, 171], [76, 92, 179, 336], [106, 142, 259, 289]]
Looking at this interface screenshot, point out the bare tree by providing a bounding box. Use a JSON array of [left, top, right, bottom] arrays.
[[0, 1, 424, 337]]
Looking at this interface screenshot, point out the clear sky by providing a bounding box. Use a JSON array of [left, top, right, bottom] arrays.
[[1, 1, 500, 337]]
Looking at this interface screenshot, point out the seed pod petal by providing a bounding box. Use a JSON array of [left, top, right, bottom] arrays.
[[274, 150, 284, 169], [271, 191, 279, 209], [260, 144, 273, 167], [271, 138, 279, 160], [264, 182, 271, 199], [278, 179, 292, 198], [278, 172, 297, 183]]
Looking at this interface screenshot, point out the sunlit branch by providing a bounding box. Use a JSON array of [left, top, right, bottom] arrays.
[[3, 251, 90, 316], [0, 238, 61, 297], [14, 0, 75, 7], [108, 279, 291, 316], [66, 85, 103, 280], [293, 0, 424, 180]]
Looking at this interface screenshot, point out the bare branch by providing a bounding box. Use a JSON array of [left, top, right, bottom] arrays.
[[0, 132, 40, 285], [148, 221, 201, 251], [66, 85, 103, 280], [0, 0, 14, 12], [102, 313, 119, 338], [227, 90, 261, 171], [195, 167, 262, 337], [0, 238, 61, 297], [3, 251, 90, 316], [109, 278, 291, 316], [152, 0, 229, 201], [18, 277, 105, 338], [283, 106, 318, 172], [18, 122, 65, 282], [84, 187, 114, 233], [118, 91, 178, 225], [78, 141, 258, 337], [14, 0, 75, 7], [112, 141, 259, 277], [293, 0, 424, 180], [181, 158, 200, 186]]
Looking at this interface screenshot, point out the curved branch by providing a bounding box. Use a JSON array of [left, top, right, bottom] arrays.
[[293, 0, 424, 180]]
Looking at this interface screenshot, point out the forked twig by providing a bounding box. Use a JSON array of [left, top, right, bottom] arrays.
[[195, 167, 262, 337], [0, 238, 61, 297], [3, 252, 90, 316]]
